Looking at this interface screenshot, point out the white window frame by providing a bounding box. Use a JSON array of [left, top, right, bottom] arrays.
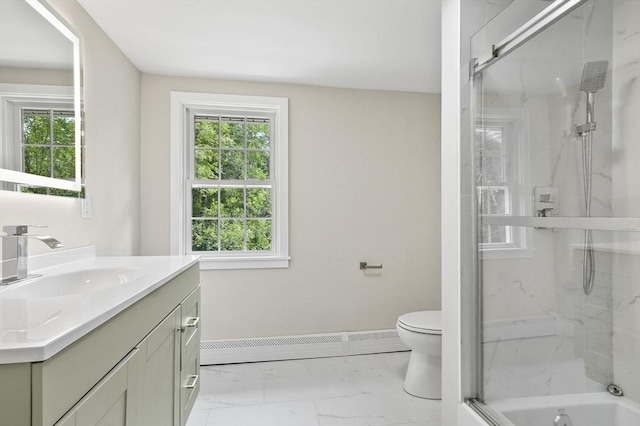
[[170, 91, 289, 270], [0, 83, 84, 193], [476, 108, 531, 258]]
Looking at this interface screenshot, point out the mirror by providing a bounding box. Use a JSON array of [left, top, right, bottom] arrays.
[[0, 0, 82, 193]]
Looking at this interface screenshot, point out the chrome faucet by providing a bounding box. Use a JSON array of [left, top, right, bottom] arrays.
[[1, 225, 63, 285]]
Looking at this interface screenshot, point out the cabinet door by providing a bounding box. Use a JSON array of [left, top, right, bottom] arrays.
[[128, 307, 181, 426], [180, 287, 201, 426], [55, 349, 138, 426]]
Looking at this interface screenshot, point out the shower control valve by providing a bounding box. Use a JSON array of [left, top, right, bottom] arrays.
[[533, 187, 559, 217]]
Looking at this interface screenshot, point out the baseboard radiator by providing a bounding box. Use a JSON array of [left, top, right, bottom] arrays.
[[200, 329, 408, 365]]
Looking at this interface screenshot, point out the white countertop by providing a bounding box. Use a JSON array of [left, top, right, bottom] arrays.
[[0, 255, 199, 364]]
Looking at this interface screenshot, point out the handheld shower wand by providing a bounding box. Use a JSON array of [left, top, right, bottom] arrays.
[[577, 60, 608, 133], [576, 60, 608, 295]]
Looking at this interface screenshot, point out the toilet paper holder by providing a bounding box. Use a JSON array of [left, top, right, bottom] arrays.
[[360, 262, 383, 270]]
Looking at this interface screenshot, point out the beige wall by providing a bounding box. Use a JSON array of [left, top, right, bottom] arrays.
[[140, 74, 441, 339], [0, 0, 141, 256], [0, 66, 73, 86]]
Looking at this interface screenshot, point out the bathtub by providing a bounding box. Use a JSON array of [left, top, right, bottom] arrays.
[[488, 392, 640, 426]]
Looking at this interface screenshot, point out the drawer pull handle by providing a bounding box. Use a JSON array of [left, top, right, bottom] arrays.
[[185, 374, 199, 389], [181, 316, 200, 332]]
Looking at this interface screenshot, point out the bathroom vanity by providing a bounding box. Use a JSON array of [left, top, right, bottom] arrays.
[[0, 255, 200, 426]]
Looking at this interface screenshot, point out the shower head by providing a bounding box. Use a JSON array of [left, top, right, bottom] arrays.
[[580, 61, 609, 93]]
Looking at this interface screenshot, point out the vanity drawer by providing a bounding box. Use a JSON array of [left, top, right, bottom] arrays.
[[181, 346, 200, 425], [181, 287, 200, 361]]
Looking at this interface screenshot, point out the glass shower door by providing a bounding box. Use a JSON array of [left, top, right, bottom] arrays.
[[469, 0, 640, 424]]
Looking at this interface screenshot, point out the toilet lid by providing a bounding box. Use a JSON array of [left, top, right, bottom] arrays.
[[397, 311, 441, 335]]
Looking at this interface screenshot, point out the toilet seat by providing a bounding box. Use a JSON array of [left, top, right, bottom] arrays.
[[397, 311, 441, 335]]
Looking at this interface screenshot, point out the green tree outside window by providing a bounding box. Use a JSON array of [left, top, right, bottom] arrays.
[[21, 108, 80, 198], [191, 115, 272, 252]]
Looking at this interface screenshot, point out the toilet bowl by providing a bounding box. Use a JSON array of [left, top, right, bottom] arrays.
[[396, 310, 442, 399]]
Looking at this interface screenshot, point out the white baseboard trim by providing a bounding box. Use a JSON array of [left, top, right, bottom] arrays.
[[200, 329, 408, 365]]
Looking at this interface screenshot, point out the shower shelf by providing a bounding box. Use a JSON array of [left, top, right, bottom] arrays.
[[481, 216, 640, 232]]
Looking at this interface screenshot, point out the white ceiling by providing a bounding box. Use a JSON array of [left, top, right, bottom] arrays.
[[76, 0, 442, 93], [0, 0, 73, 69]]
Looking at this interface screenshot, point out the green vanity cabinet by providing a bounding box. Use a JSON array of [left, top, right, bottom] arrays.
[[0, 263, 201, 426]]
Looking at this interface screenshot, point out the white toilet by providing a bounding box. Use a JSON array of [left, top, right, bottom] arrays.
[[396, 310, 442, 399]]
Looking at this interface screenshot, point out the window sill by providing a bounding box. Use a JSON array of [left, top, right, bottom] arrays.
[[480, 247, 533, 260], [197, 255, 290, 270]]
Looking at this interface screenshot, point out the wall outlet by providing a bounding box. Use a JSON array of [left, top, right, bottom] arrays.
[[81, 195, 92, 219]]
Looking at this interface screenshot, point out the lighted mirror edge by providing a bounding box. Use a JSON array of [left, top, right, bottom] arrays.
[[0, 0, 83, 193], [0, 169, 81, 191]]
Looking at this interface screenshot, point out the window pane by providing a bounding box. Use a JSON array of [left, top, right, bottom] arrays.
[[186, 105, 281, 258], [53, 147, 75, 179], [247, 123, 270, 150], [53, 114, 75, 145], [23, 112, 50, 145], [23, 146, 51, 176], [480, 224, 509, 245], [247, 219, 271, 250], [192, 219, 218, 251], [482, 156, 505, 183], [246, 188, 271, 218], [481, 223, 489, 243], [478, 187, 508, 215], [50, 188, 78, 197], [488, 225, 507, 244], [195, 120, 219, 148], [247, 151, 270, 180], [221, 150, 245, 180], [221, 120, 245, 149], [220, 188, 244, 217], [195, 149, 219, 179], [192, 188, 218, 217], [488, 188, 506, 215], [220, 219, 244, 250], [475, 126, 505, 183], [21, 186, 47, 195]]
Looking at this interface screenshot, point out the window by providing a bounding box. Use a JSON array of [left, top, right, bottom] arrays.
[[18, 107, 82, 197], [171, 92, 289, 269], [475, 109, 529, 255], [1, 84, 83, 196]]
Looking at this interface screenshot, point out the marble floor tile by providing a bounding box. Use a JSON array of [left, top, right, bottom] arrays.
[[194, 370, 264, 410], [302, 353, 392, 376], [186, 408, 210, 426], [205, 400, 320, 426], [264, 371, 363, 403], [315, 392, 441, 426], [202, 358, 309, 380], [186, 352, 443, 426]]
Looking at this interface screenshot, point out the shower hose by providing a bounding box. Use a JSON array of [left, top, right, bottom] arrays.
[[581, 132, 595, 295]]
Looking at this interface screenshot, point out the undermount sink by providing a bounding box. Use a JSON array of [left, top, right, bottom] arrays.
[[1, 267, 146, 299]]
